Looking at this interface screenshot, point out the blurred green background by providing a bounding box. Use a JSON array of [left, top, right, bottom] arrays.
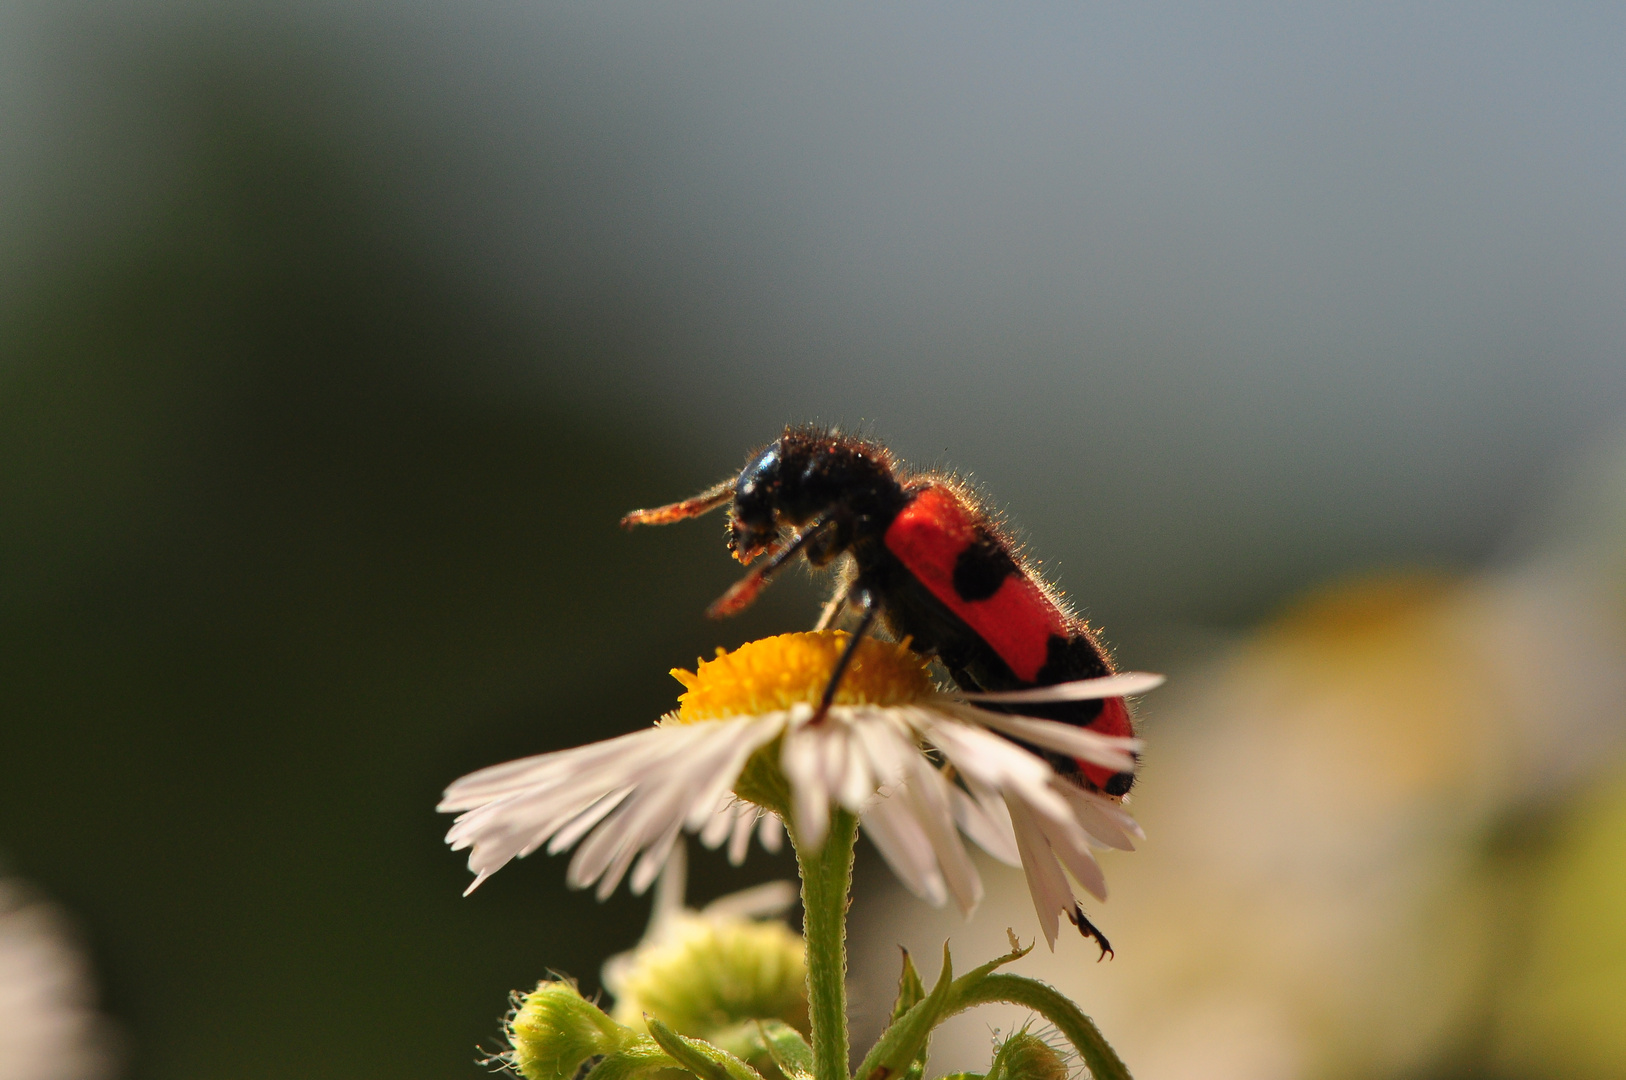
[[1, 4, 1623, 1079]]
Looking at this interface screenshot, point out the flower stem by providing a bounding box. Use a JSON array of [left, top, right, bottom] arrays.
[[947, 973, 1130, 1080], [795, 808, 858, 1080]]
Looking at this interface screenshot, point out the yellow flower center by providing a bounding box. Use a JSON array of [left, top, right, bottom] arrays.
[[670, 631, 934, 723]]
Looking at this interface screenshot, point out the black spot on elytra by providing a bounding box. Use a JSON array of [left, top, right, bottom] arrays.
[[1046, 750, 1136, 796], [1031, 632, 1137, 796], [1101, 770, 1135, 796], [952, 535, 1018, 601], [1036, 632, 1112, 684]]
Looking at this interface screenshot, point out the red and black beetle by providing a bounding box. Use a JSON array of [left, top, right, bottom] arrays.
[[621, 425, 1137, 797]]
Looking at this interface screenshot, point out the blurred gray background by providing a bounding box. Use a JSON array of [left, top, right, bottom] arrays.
[[1, 3, 1623, 1078]]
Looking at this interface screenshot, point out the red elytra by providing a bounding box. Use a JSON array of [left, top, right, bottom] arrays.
[[1079, 697, 1133, 789], [884, 484, 1129, 790], [884, 486, 1067, 681]]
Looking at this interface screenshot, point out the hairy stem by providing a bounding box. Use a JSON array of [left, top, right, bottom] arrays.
[[795, 808, 858, 1080], [947, 973, 1130, 1080]]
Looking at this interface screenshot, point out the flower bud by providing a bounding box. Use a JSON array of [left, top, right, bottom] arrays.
[[985, 1031, 1069, 1080], [508, 979, 635, 1080], [607, 912, 808, 1040]]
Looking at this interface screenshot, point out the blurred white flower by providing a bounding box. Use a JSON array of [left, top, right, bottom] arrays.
[[441, 630, 1156, 946], [0, 879, 116, 1080]]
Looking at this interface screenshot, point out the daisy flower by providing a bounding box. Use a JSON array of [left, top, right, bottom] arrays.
[[439, 631, 1158, 947]]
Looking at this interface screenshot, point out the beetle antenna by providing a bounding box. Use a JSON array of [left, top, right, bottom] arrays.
[[621, 478, 735, 529]]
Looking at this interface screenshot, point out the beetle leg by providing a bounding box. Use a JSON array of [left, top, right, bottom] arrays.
[[813, 580, 851, 631], [707, 514, 834, 618], [1068, 904, 1114, 961], [809, 588, 878, 725]]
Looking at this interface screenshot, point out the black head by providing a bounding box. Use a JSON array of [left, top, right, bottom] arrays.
[[728, 441, 784, 561], [621, 426, 912, 619], [726, 427, 907, 563]]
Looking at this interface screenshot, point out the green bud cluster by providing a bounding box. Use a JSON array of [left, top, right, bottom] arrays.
[[501, 922, 1129, 1080], [985, 1031, 1070, 1080], [609, 913, 809, 1040], [507, 980, 642, 1080]]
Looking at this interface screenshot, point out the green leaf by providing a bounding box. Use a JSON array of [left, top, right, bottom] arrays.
[[646, 1016, 767, 1080], [890, 949, 927, 1022], [950, 931, 1033, 992], [755, 1020, 815, 1080], [854, 944, 955, 1080], [857, 933, 1041, 1080], [888, 951, 929, 1080], [933, 1073, 986, 1080], [580, 1037, 682, 1080]]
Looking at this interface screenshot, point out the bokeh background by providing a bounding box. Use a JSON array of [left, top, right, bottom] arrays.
[[1, 3, 1623, 1078]]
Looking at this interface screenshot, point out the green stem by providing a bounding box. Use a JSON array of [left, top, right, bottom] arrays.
[[795, 808, 858, 1080], [946, 973, 1130, 1080]]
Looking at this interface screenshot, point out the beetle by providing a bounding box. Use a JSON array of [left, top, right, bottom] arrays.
[[622, 425, 1137, 790]]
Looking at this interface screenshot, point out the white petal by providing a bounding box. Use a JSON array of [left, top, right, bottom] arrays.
[[449, 782, 624, 873], [648, 840, 688, 928], [446, 768, 632, 855], [953, 709, 1140, 773], [1005, 795, 1071, 949], [793, 784, 830, 852], [898, 755, 984, 915], [727, 804, 757, 865], [781, 718, 834, 850], [593, 832, 644, 900], [440, 725, 672, 810], [954, 672, 1164, 703], [584, 771, 706, 896], [861, 793, 948, 907], [440, 748, 606, 812], [1025, 793, 1108, 901], [818, 721, 859, 808], [927, 718, 1054, 793], [629, 821, 684, 896], [699, 793, 739, 849], [757, 812, 785, 853], [448, 734, 686, 873], [1059, 785, 1142, 851], [949, 784, 1021, 866], [838, 727, 877, 812], [701, 879, 799, 920], [682, 718, 788, 831], [933, 723, 1094, 877], [568, 799, 649, 890], [838, 710, 910, 810], [549, 721, 768, 891], [441, 680, 1144, 933], [851, 711, 918, 793], [545, 788, 634, 855]]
